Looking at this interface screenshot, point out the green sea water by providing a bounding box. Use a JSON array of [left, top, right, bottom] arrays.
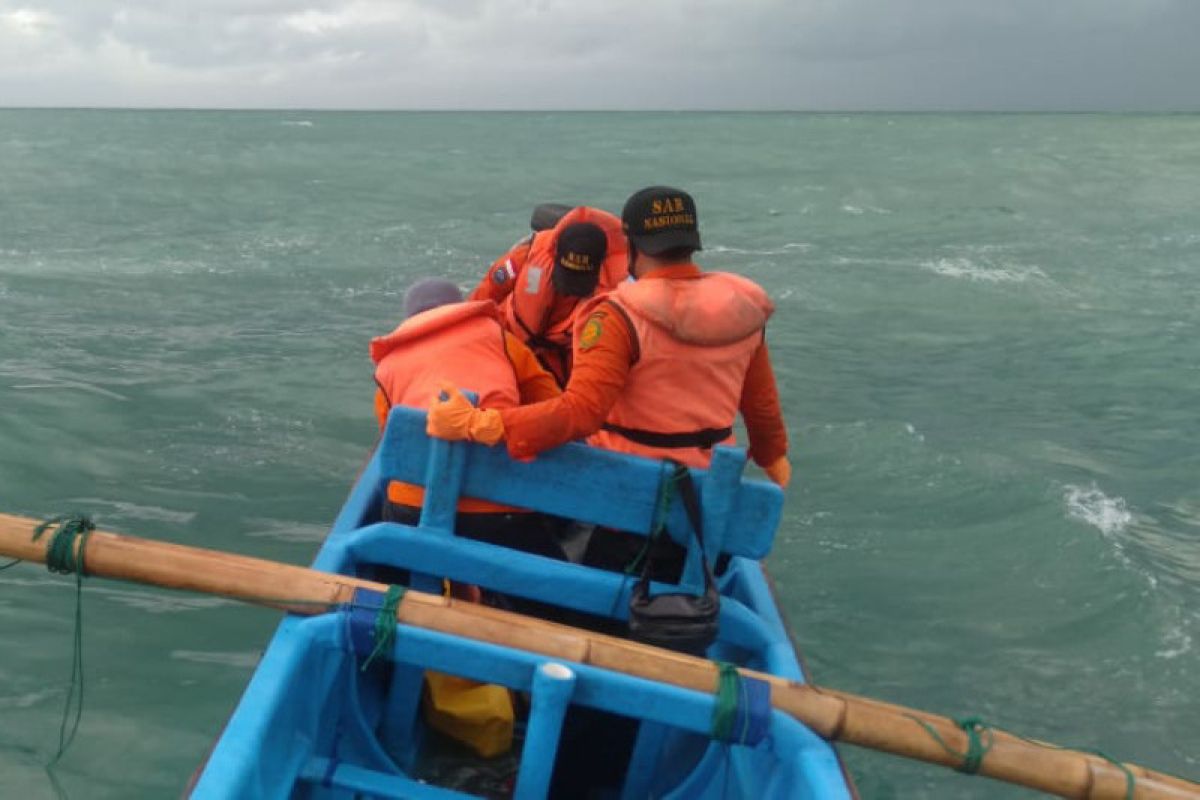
[[0, 110, 1197, 798]]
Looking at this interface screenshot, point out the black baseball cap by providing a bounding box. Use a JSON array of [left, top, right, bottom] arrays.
[[552, 222, 607, 297], [621, 186, 702, 255]]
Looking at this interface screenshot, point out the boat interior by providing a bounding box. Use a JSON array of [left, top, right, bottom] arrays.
[[189, 406, 851, 799]]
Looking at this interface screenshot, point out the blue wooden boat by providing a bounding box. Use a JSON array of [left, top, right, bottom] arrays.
[[187, 406, 856, 799]]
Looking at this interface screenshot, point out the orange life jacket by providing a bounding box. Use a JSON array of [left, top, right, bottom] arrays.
[[502, 207, 629, 385], [581, 271, 774, 468], [371, 301, 520, 511]]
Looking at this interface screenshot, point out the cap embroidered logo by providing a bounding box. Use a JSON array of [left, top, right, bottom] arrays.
[[561, 251, 593, 271]]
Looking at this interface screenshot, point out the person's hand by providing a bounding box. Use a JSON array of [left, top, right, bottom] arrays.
[[764, 455, 792, 488], [426, 382, 505, 445]]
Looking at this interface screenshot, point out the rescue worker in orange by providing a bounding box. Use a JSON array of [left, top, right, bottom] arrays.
[[438, 190, 790, 792], [468, 206, 630, 387], [429, 186, 792, 487], [371, 277, 566, 559], [468, 202, 571, 305]]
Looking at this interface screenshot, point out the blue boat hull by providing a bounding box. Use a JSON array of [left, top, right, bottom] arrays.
[[190, 409, 854, 799]]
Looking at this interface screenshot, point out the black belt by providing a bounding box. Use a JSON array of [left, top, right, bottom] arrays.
[[601, 423, 733, 450]]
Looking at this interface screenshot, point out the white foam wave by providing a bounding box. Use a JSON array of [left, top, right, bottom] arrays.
[[1151, 232, 1200, 247], [706, 243, 811, 256], [250, 233, 318, 252], [68, 498, 196, 525], [1065, 484, 1150, 584], [0, 688, 57, 710], [11, 379, 129, 401], [171, 649, 261, 668], [816, 538, 850, 551], [243, 518, 329, 543], [281, 120, 313, 127], [841, 204, 892, 215], [1155, 626, 1193, 660], [93, 586, 235, 613], [1065, 484, 1132, 537], [923, 257, 1046, 284]]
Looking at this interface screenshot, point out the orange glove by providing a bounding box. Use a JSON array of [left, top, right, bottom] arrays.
[[764, 455, 792, 488], [426, 382, 506, 445]]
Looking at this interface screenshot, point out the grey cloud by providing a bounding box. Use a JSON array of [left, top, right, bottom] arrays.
[[0, 0, 1197, 109]]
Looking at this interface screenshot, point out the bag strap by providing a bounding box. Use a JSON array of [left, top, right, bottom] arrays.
[[670, 460, 707, 557], [636, 460, 713, 592]]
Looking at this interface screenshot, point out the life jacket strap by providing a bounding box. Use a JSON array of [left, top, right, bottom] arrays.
[[602, 423, 733, 450], [526, 333, 569, 353]]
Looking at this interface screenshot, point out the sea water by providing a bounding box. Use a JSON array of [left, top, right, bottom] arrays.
[[1, 110, 1197, 798]]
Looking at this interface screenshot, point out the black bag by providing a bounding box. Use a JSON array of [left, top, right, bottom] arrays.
[[628, 463, 720, 656]]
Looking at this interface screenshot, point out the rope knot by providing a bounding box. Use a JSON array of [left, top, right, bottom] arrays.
[[954, 716, 992, 774], [27, 512, 96, 769], [905, 712, 994, 775], [33, 513, 96, 576], [360, 584, 405, 671]]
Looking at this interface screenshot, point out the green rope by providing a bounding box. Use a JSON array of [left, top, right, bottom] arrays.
[[906, 712, 1138, 798], [31, 514, 95, 769], [711, 662, 741, 741], [608, 463, 684, 619], [34, 514, 95, 577], [0, 558, 21, 571], [624, 462, 682, 576], [360, 584, 405, 672], [905, 714, 994, 775]]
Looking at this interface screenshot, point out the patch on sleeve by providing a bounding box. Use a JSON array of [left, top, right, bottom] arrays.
[[492, 260, 515, 286], [578, 313, 604, 351]]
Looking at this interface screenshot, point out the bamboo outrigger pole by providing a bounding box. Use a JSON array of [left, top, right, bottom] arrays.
[[0, 512, 1196, 800]]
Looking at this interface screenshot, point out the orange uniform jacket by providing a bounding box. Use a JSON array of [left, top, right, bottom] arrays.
[[467, 235, 535, 305], [498, 264, 788, 468]]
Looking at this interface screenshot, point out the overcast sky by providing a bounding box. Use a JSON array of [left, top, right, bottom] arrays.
[[1, 0, 1198, 111]]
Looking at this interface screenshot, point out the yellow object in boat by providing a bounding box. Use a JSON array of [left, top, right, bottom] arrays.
[[423, 671, 514, 758]]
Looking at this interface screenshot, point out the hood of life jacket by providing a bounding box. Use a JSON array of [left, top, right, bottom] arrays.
[[369, 300, 500, 364], [615, 272, 774, 347]]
